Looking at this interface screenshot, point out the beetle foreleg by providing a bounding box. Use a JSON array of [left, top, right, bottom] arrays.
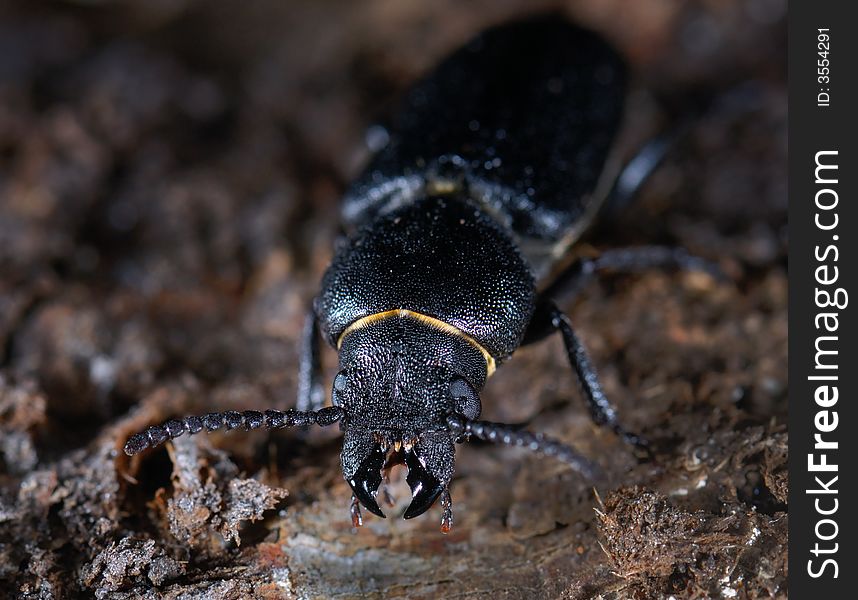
[[296, 308, 325, 412], [123, 406, 345, 456], [550, 307, 650, 453], [520, 245, 723, 453], [522, 301, 651, 453]]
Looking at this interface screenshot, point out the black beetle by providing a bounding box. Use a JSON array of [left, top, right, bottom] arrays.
[[124, 16, 717, 533]]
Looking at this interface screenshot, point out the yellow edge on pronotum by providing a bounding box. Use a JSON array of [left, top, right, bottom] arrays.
[[336, 309, 497, 377]]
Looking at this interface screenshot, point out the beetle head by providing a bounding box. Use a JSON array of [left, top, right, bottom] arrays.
[[334, 316, 486, 519]]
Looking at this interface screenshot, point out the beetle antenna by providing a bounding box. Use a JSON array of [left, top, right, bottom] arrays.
[[446, 415, 601, 480], [123, 406, 345, 456]]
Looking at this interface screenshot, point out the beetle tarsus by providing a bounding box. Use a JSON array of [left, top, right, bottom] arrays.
[[613, 426, 654, 460]]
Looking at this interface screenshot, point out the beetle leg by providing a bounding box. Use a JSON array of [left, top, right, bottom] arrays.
[[522, 300, 649, 452], [521, 245, 724, 451], [547, 246, 722, 312], [296, 307, 325, 412], [601, 133, 674, 216], [553, 306, 650, 453], [524, 246, 722, 345]]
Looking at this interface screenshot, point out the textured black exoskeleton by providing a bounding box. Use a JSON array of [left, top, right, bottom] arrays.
[[125, 16, 717, 533]]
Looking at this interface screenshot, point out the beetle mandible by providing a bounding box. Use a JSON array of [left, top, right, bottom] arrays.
[[124, 16, 718, 533]]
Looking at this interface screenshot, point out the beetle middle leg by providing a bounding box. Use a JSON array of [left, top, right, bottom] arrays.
[[539, 246, 722, 309]]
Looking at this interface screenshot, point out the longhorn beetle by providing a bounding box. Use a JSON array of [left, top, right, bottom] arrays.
[[124, 16, 719, 533]]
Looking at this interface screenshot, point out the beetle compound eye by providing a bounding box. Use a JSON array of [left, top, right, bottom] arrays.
[[449, 377, 472, 399], [450, 377, 481, 420], [333, 370, 349, 393]]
